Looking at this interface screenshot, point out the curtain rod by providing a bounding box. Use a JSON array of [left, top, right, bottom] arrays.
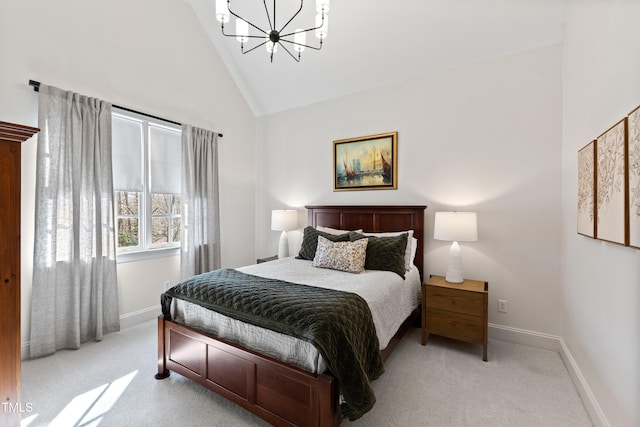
[[28, 80, 223, 138]]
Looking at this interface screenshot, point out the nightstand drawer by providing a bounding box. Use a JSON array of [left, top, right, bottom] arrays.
[[425, 309, 484, 341], [425, 286, 484, 315]]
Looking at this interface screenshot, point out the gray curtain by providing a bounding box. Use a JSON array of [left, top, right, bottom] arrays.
[[30, 84, 120, 359], [181, 125, 221, 279]]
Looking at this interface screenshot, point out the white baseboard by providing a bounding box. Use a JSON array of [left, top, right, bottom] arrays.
[[558, 336, 609, 427], [488, 322, 562, 351], [489, 323, 608, 427], [21, 342, 30, 360], [119, 305, 161, 329]]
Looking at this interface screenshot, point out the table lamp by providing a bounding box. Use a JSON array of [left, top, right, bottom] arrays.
[[271, 209, 298, 258], [433, 211, 478, 283]]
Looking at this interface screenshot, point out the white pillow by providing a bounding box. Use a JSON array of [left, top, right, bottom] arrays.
[[312, 236, 368, 274], [316, 226, 363, 235], [410, 237, 418, 266], [362, 230, 414, 271]]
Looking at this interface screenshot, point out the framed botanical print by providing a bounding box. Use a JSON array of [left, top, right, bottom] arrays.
[[333, 132, 397, 191], [577, 140, 596, 238], [628, 105, 640, 249], [596, 118, 627, 245]]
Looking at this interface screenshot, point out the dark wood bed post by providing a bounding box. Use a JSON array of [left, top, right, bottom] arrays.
[[317, 374, 340, 427], [155, 316, 170, 380]]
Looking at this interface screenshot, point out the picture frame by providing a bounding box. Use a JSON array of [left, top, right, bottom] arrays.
[[595, 118, 627, 245], [628, 105, 640, 249], [577, 140, 596, 238], [333, 132, 398, 191]]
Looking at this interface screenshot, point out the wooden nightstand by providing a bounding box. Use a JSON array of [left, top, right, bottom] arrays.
[[421, 275, 489, 361], [257, 255, 278, 264]]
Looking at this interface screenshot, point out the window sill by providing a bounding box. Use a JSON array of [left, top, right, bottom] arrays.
[[117, 247, 179, 264]]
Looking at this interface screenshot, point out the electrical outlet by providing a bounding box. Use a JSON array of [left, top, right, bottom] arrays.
[[498, 299, 507, 313], [163, 281, 172, 291]]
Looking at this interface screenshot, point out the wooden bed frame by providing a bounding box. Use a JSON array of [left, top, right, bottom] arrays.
[[156, 205, 426, 427]]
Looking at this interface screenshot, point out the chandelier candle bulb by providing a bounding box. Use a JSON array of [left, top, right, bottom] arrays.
[[315, 14, 328, 39], [294, 30, 306, 52], [236, 19, 249, 43], [266, 39, 278, 54], [316, 0, 330, 13], [215, 0, 230, 23]]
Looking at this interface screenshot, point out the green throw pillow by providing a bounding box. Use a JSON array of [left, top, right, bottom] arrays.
[[297, 226, 352, 260], [350, 232, 408, 278]]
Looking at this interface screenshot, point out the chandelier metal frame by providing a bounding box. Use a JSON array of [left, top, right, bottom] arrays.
[[216, 0, 330, 63]]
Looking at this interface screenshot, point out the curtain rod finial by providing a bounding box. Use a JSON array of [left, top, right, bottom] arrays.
[[29, 79, 41, 92]]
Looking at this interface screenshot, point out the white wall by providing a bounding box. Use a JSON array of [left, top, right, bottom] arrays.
[[0, 0, 256, 344], [256, 44, 564, 334], [561, 1, 640, 426]]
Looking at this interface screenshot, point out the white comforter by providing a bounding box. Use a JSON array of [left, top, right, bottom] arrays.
[[170, 257, 421, 373]]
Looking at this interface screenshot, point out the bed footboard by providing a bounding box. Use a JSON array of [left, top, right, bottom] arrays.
[[155, 316, 340, 427]]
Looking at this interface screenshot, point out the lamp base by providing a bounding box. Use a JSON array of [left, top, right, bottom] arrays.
[[277, 231, 289, 259], [445, 241, 464, 283]]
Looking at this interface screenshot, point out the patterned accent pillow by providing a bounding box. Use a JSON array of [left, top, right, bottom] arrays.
[[350, 232, 408, 278], [312, 236, 368, 274], [296, 226, 351, 260]]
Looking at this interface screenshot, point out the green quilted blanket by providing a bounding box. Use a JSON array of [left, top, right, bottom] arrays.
[[161, 268, 384, 420]]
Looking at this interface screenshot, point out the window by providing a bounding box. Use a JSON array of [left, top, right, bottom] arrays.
[[112, 110, 182, 261]]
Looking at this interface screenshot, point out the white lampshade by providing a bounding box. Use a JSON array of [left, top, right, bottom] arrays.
[[294, 29, 306, 52], [316, 0, 330, 13], [271, 210, 298, 232], [236, 19, 249, 43], [215, 0, 230, 23], [315, 14, 328, 39], [434, 212, 478, 283], [434, 212, 478, 242]]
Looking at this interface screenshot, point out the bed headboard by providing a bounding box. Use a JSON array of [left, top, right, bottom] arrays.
[[306, 205, 427, 280]]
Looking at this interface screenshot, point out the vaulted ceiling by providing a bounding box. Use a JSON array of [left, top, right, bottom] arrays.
[[186, 0, 566, 117]]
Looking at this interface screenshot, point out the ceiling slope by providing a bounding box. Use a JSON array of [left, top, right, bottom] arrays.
[[187, 0, 566, 117]]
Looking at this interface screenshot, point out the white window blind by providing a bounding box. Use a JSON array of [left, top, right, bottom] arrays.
[[112, 109, 183, 260], [149, 125, 181, 194], [112, 114, 143, 191]]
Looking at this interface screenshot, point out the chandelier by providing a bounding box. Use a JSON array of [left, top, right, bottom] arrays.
[[215, 0, 330, 63]]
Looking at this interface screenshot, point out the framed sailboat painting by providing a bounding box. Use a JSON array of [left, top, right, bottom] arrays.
[[333, 132, 398, 191]]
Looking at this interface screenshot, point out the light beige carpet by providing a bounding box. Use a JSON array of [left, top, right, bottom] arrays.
[[20, 320, 592, 426]]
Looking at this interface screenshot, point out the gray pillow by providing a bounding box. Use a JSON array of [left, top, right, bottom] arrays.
[[296, 226, 351, 260], [350, 232, 408, 278]]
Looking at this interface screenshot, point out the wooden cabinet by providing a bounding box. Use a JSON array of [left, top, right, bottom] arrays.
[[0, 121, 39, 427], [421, 275, 488, 361]]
